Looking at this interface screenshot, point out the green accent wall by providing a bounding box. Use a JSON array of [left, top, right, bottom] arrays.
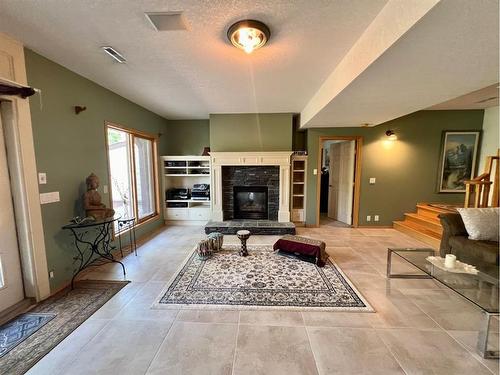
[[25, 49, 169, 291], [306, 110, 484, 226], [209, 113, 293, 151], [164, 119, 210, 155]]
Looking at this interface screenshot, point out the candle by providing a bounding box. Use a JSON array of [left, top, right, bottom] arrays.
[[444, 254, 456, 269]]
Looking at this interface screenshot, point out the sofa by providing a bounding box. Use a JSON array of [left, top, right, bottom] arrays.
[[439, 213, 499, 276]]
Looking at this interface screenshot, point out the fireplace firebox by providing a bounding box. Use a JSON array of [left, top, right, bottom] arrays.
[[234, 186, 268, 220]]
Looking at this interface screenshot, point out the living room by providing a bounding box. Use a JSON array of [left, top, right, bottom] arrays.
[[0, 1, 499, 374]]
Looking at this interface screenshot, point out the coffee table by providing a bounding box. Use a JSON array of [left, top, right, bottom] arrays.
[[387, 248, 499, 359]]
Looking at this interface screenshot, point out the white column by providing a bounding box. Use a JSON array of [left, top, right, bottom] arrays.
[[211, 164, 223, 221], [278, 164, 291, 222]]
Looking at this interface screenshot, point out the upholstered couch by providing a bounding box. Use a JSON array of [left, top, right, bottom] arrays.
[[439, 213, 499, 275]]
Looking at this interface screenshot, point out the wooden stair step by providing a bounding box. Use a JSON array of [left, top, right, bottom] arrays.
[[404, 213, 442, 233], [393, 220, 441, 249]]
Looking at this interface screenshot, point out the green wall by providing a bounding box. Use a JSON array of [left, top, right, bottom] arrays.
[[209, 113, 293, 151], [25, 49, 169, 291], [306, 110, 484, 226], [165, 119, 210, 155]]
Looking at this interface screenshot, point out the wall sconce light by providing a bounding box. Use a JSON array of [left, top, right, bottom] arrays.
[[74, 106, 87, 115], [385, 129, 397, 141]]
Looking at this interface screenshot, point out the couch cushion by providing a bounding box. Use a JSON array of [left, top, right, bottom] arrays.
[[456, 207, 499, 242], [448, 236, 499, 267]]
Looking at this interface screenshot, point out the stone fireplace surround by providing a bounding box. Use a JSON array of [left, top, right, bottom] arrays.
[[223, 166, 279, 220], [210, 152, 292, 223]]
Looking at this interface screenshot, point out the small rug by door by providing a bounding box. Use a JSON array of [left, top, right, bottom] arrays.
[[0, 280, 129, 375], [154, 245, 372, 312]]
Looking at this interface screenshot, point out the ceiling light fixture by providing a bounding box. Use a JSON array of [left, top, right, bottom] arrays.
[[227, 19, 270, 54]]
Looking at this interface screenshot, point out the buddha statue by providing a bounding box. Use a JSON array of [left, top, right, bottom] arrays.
[[83, 173, 115, 219]]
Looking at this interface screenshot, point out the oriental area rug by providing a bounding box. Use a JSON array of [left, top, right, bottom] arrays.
[[0, 280, 129, 375], [155, 244, 373, 312]]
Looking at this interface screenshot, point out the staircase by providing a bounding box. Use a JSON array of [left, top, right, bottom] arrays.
[[393, 203, 455, 249]]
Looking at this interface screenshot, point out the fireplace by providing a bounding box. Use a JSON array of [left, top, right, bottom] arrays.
[[234, 186, 268, 220]]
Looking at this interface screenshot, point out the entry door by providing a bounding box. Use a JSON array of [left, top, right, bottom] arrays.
[[336, 141, 355, 225], [328, 143, 341, 219], [0, 106, 24, 312]]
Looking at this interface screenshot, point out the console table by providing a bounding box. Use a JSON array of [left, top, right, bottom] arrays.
[[387, 247, 499, 359], [62, 216, 126, 288]]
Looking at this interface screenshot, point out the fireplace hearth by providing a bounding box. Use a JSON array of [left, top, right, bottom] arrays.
[[234, 186, 268, 220]]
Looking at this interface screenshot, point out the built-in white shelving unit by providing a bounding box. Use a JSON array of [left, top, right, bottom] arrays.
[[290, 155, 307, 225], [162, 156, 211, 224]]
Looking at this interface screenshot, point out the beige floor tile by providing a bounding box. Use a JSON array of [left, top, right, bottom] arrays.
[[239, 310, 304, 326], [363, 289, 439, 329], [145, 321, 238, 375], [377, 328, 493, 375], [308, 327, 404, 374], [176, 309, 240, 323], [233, 325, 318, 375], [63, 319, 173, 375], [447, 330, 500, 374], [400, 288, 484, 331], [26, 319, 110, 375], [302, 311, 374, 328]]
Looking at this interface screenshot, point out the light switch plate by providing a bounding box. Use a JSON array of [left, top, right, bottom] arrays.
[[366, 215, 371, 222], [40, 191, 60, 204], [38, 172, 47, 184], [103, 185, 108, 194], [374, 215, 380, 222], [369, 177, 376, 184], [313, 169, 318, 175]]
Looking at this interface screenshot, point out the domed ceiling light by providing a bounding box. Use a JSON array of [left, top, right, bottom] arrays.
[[227, 20, 270, 54]]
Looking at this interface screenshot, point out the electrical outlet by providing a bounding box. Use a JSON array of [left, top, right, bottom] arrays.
[[38, 172, 47, 184], [374, 215, 380, 222], [369, 177, 376, 184], [49, 270, 54, 278], [366, 215, 371, 222]]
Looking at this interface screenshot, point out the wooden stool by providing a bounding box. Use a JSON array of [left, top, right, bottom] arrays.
[[236, 230, 250, 257]]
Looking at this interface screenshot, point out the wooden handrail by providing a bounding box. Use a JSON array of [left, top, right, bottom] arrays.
[[464, 151, 499, 208]]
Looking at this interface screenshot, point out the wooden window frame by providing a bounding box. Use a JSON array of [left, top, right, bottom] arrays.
[[104, 121, 160, 232]]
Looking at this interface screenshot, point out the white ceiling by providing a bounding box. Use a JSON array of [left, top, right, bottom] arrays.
[[0, 0, 498, 126], [427, 84, 499, 110], [0, 0, 387, 119]]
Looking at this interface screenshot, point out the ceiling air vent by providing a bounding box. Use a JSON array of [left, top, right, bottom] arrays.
[[145, 12, 189, 31], [101, 46, 126, 63]]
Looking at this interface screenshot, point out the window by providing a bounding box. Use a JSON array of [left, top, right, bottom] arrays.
[[106, 123, 159, 230]]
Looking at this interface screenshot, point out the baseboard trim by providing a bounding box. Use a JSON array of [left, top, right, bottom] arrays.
[[0, 298, 36, 325]]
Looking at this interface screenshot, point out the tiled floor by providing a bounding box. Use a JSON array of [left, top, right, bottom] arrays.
[[27, 224, 499, 375]]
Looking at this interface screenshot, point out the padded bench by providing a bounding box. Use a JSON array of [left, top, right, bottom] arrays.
[[273, 235, 328, 266]]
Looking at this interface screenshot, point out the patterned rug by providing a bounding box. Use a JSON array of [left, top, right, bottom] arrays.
[[0, 280, 129, 375], [155, 245, 373, 311]]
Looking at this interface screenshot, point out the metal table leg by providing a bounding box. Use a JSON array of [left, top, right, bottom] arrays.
[[386, 248, 434, 279], [478, 311, 500, 359]]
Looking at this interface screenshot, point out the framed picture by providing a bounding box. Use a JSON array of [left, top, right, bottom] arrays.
[[438, 131, 480, 193]]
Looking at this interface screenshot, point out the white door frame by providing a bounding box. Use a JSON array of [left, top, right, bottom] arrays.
[[0, 33, 50, 302]]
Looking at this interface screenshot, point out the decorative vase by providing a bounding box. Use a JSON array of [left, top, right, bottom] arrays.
[[208, 232, 224, 252], [196, 239, 212, 260]]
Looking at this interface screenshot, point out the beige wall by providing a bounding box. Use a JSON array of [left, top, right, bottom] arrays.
[[478, 106, 499, 174], [209, 113, 293, 152]]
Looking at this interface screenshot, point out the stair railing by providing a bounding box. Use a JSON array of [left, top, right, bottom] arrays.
[[464, 153, 499, 208]]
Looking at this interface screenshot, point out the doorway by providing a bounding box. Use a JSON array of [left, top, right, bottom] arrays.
[[317, 136, 362, 227], [0, 103, 24, 312]]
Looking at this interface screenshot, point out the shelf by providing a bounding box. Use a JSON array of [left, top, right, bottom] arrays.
[[164, 166, 187, 169], [164, 174, 211, 177], [293, 182, 305, 184], [166, 199, 210, 203], [293, 170, 305, 172], [293, 194, 304, 197], [187, 166, 210, 169]]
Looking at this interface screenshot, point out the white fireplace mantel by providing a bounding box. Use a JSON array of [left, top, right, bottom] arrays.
[[209, 152, 293, 222]]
